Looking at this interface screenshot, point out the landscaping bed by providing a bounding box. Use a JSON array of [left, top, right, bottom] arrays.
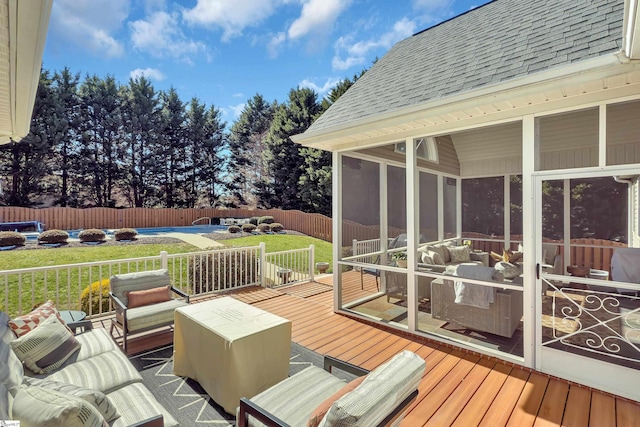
[[5, 236, 182, 251]]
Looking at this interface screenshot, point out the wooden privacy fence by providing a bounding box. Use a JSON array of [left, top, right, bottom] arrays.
[[0, 207, 332, 242]]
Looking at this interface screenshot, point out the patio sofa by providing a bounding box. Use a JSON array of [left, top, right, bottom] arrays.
[[237, 350, 425, 427], [0, 310, 177, 426]]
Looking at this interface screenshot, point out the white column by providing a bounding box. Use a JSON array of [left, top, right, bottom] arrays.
[[406, 137, 417, 331], [437, 175, 444, 241], [522, 115, 537, 369], [563, 180, 571, 268], [599, 104, 607, 167], [332, 151, 342, 311], [504, 175, 511, 250]]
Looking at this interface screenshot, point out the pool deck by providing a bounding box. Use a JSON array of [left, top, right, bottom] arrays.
[[161, 232, 225, 249]]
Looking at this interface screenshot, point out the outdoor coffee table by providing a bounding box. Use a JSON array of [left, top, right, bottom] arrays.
[[173, 297, 292, 414]]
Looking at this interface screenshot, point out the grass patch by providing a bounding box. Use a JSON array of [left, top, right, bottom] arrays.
[[221, 234, 333, 271]]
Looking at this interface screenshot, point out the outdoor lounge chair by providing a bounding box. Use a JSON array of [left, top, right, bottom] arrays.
[[237, 350, 425, 427], [109, 269, 189, 353]]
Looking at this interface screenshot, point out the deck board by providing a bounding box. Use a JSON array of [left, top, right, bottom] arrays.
[[89, 281, 640, 426]]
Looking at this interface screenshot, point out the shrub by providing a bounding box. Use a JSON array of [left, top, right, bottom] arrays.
[[249, 217, 260, 226], [189, 251, 259, 294], [241, 223, 256, 232], [258, 216, 275, 225], [0, 231, 25, 247], [78, 228, 106, 243], [228, 225, 241, 233], [38, 229, 69, 244], [257, 223, 271, 232], [114, 228, 138, 241], [80, 279, 111, 315], [270, 223, 284, 232]]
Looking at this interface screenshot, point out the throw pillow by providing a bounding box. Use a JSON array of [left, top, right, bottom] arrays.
[[12, 385, 107, 427], [448, 246, 471, 263], [23, 377, 120, 422], [428, 250, 445, 265], [126, 285, 171, 308], [10, 315, 81, 374], [8, 300, 70, 337], [426, 245, 448, 264], [307, 376, 366, 427]]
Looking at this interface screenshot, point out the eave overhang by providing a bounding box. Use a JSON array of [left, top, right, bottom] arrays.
[[293, 53, 640, 152], [0, 0, 53, 144]]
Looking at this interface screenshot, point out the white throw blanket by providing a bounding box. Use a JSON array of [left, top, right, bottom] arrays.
[[451, 264, 495, 309]]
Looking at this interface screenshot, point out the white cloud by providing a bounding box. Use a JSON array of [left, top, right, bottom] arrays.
[[49, 0, 128, 57], [129, 68, 166, 81], [233, 93, 245, 98], [299, 78, 342, 96], [267, 32, 287, 58], [182, 0, 284, 42], [332, 17, 416, 71], [288, 0, 350, 40], [229, 103, 247, 118], [412, 0, 455, 25], [130, 11, 207, 62]]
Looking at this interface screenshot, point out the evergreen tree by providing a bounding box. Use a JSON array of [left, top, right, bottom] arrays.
[[200, 105, 227, 207], [120, 76, 160, 207], [258, 87, 321, 210], [77, 74, 123, 207], [156, 88, 187, 208], [183, 97, 208, 207], [51, 67, 81, 207], [227, 94, 274, 207]]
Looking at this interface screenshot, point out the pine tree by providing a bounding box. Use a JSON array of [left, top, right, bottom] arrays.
[[227, 94, 274, 207], [156, 88, 187, 208], [258, 87, 321, 210]]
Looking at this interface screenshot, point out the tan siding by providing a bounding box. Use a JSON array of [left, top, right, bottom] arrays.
[[607, 100, 640, 166], [539, 108, 599, 170]]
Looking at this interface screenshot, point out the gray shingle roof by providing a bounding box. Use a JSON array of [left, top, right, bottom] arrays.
[[308, 0, 624, 133]]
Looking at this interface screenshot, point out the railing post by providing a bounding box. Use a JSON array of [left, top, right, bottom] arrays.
[[352, 239, 357, 255], [160, 251, 168, 270], [259, 242, 266, 287], [309, 244, 315, 282]]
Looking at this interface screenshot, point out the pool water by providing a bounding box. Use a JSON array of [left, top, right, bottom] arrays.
[[26, 225, 227, 241]]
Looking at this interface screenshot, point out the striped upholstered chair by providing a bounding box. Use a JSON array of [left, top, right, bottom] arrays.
[[109, 269, 189, 353], [238, 350, 424, 427]]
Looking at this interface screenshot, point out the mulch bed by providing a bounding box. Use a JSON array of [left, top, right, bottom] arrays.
[[202, 229, 306, 241], [5, 237, 183, 251]]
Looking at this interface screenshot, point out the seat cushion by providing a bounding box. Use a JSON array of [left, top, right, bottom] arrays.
[[110, 269, 171, 307], [239, 365, 346, 427], [319, 351, 425, 427], [31, 349, 142, 395], [126, 299, 187, 332], [107, 382, 178, 427], [74, 328, 120, 362]]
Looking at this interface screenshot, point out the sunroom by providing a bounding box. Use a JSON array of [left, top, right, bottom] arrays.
[[294, 0, 640, 402]]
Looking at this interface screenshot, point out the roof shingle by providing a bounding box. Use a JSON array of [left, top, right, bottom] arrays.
[[308, 0, 624, 133]]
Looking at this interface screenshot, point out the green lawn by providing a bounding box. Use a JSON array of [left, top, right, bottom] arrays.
[[0, 235, 332, 317], [0, 243, 199, 271], [220, 234, 333, 271]]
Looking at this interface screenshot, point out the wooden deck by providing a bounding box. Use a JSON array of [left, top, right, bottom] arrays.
[[93, 275, 640, 426]]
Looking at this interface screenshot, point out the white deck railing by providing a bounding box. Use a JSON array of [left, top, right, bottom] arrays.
[[0, 243, 315, 318], [262, 245, 314, 287]]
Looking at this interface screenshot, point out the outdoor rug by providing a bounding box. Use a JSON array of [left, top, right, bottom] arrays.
[[128, 341, 354, 426]]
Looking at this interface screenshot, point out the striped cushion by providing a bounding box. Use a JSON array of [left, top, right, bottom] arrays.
[[107, 382, 178, 427], [0, 312, 23, 394], [126, 299, 187, 332], [110, 269, 171, 307], [239, 365, 346, 427], [74, 328, 119, 362], [12, 384, 107, 427], [40, 349, 143, 394], [8, 300, 70, 337], [10, 315, 81, 374], [24, 377, 120, 422], [319, 351, 425, 427]]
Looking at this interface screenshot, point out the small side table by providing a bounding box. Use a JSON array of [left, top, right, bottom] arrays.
[[59, 310, 92, 334]]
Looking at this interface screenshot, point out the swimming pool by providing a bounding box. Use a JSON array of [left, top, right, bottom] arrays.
[[22, 225, 229, 241]]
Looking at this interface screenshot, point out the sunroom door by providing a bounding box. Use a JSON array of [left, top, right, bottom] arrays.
[[535, 173, 640, 401]]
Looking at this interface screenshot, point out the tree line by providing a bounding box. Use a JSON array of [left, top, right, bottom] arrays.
[[0, 68, 363, 216]]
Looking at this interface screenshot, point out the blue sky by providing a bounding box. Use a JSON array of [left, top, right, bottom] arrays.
[[43, 0, 489, 123]]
